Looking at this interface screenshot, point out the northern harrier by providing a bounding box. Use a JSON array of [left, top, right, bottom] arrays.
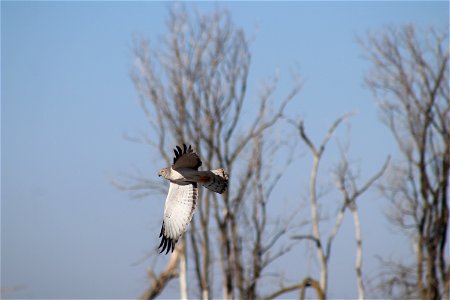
[[158, 144, 228, 254]]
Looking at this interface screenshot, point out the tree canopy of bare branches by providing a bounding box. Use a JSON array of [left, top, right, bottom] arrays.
[[362, 25, 449, 300], [291, 115, 389, 299], [126, 5, 302, 299]]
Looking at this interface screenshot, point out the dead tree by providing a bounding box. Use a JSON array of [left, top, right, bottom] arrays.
[[122, 5, 302, 299], [362, 25, 449, 299], [290, 114, 388, 299], [334, 139, 390, 299]]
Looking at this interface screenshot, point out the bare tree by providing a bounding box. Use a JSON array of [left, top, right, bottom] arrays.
[[362, 25, 449, 299], [290, 115, 389, 299], [334, 139, 390, 299], [121, 5, 302, 299]]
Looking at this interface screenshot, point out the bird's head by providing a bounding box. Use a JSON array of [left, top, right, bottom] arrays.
[[158, 168, 169, 179]]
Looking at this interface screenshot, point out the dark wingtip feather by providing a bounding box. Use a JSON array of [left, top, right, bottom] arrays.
[[165, 241, 171, 254], [172, 144, 201, 170], [158, 222, 177, 255], [159, 224, 164, 238], [158, 236, 165, 249], [176, 145, 182, 155], [173, 144, 196, 165], [159, 238, 167, 253], [173, 149, 179, 164]]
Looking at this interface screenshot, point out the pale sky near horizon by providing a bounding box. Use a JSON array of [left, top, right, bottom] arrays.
[[2, 1, 448, 299]]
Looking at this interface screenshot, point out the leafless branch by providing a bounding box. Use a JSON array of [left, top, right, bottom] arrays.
[[263, 277, 324, 300], [122, 5, 303, 299], [140, 245, 181, 300], [362, 24, 449, 299]]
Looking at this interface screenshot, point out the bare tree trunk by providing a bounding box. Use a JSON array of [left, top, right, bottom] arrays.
[[200, 194, 210, 300], [362, 25, 449, 299], [217, 216, 233, 300], [179, 242, 188, 300], [310, 156, 328, 293], [350, 204, 364, 300], [293, 114, 353, 297], [335, 151, 389, 300]]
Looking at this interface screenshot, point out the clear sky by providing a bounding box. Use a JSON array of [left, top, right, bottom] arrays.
[[2, 1, 448, 299]]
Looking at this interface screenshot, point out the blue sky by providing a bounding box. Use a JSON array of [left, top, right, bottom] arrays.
[[2, 1, 448, 299]]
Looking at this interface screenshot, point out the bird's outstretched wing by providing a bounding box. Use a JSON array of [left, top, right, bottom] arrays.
[[158, 182, 198, 254], [172, 144, 202, 170], [199, 168, 229, 194]]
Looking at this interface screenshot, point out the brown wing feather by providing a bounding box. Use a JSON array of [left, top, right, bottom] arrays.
[[172, 144, 202, 170]]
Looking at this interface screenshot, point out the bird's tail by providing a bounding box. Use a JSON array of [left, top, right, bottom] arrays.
[[200, 168, 228, 194]]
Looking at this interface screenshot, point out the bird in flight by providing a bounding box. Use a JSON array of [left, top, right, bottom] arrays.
[[158, 144, 228, 254]]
